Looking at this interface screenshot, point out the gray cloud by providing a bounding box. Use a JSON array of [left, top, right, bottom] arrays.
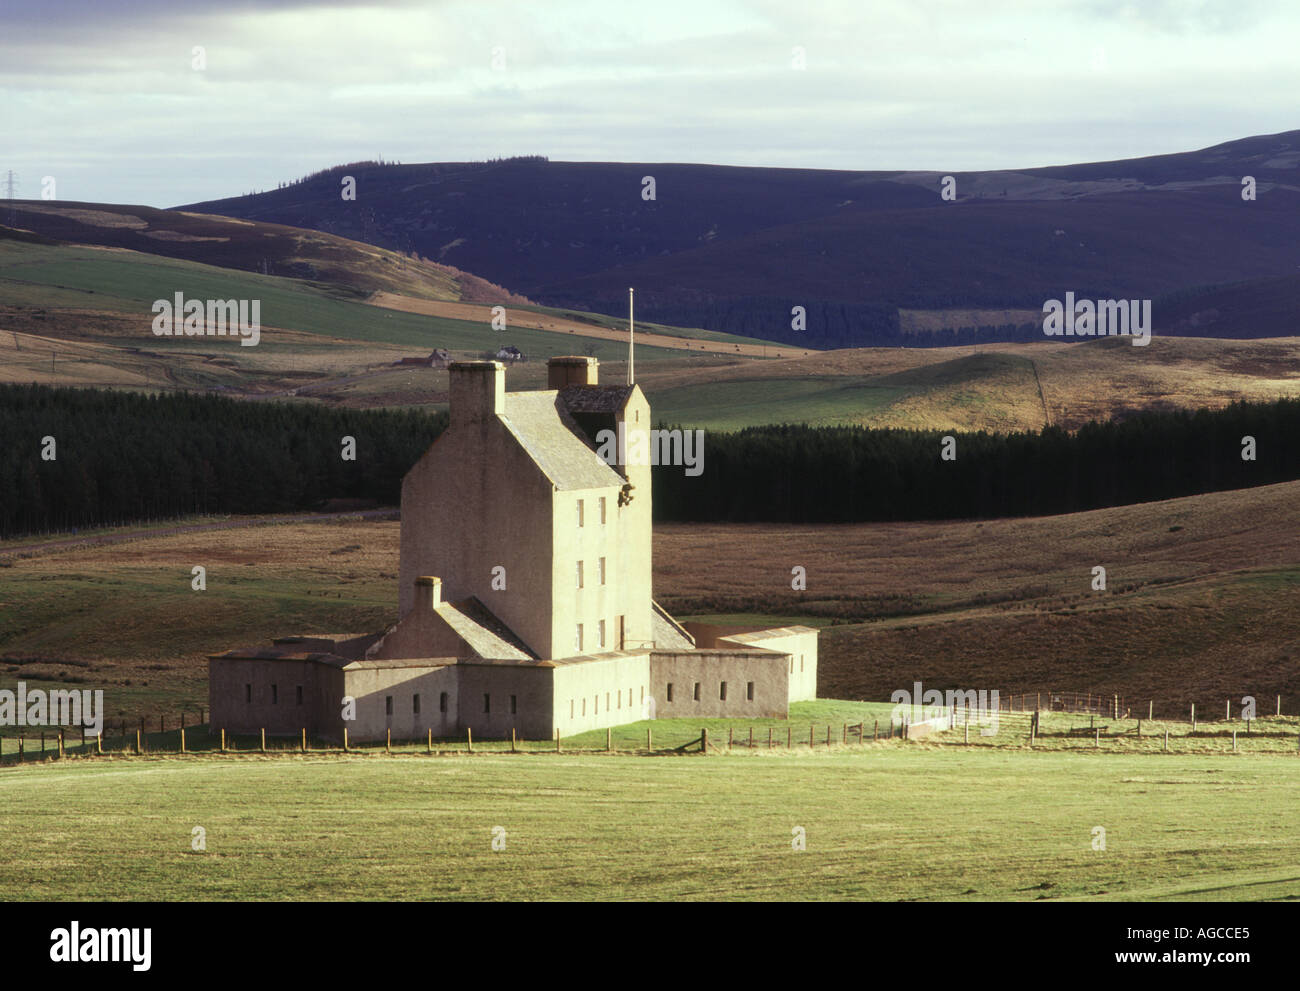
[[1, 0, 1296, 207]]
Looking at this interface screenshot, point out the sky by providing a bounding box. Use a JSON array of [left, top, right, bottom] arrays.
[[2, 0, 1297, 207]]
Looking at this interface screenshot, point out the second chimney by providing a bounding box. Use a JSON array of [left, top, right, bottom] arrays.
[[547, 355, 598, 390], [414, 576, 442, 612]]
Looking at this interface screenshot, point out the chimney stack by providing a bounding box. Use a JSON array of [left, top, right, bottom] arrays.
[[547, 355, 598, 390], [414, 576, 442, 612], [448, 361, 505, 425]]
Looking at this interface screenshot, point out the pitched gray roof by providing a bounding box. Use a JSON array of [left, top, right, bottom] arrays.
[[441, 597, 538, 661], [501, 391, 625, 491], [558, 384, 634, 413], [652, 601, 695, 650]]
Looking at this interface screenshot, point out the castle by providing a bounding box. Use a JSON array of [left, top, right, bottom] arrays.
[[209, 356, 817, 742]]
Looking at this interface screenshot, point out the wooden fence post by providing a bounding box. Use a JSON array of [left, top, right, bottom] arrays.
[[1232, 731, 1237, 752], [1277, 695, 1282, 717], [648, 728, 652, 752], [1094, 728, 1100, 748], [18, 737, 24, 761], [841, 723, 846, 744], [301, 728, 306, 753], [221, 728, 226, 752], [874, 719, 878, 741], [428, 728, 433, 753], [768, 727, 772, 749], [1137, 719, 1142, 738], [809, 724, 814, 747], [96, 733, 102, 755], [260, 728, 266, 753], [787, 726, 791, 749], [1163, 730, 1169, 752], [728, 727, 733, 750], [701, 728, 708, 753], [512, 728, 517, 754], [343, 727, 348, 752], [467, 727, 472, 753], [555, 729, 561, 753], [1148, 699, 1153, 720], [1191, 704, 1196, 732], [750, 727, 755, 749], [180, 727, 186, 754], [607, 728, 612, 753], [387, 728, 391, 753]]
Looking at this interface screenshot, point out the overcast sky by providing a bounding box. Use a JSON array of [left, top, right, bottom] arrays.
[[2, 0, 1296, 208]]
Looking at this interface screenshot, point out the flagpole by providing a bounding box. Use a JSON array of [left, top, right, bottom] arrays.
[[627, 287, 635, 386]]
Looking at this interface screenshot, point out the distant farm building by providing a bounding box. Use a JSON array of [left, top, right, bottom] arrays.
[[210, 356, 817, 742], [496, 345, 525, 363], [394, 348, 451, 368]]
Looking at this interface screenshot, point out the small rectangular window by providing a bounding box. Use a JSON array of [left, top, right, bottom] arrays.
[[245, 684, 251, 703], [296, 685, 303, 705], [582, 698, 586, 716], [385, 695, 393, 716], [693, 682, 700, 701], [570, 699, 575, 719], [577, 499, 584, 528], [484, 693, 491, 714], [599, 497, 606, 524], [720, 682, 728, 701], [510, 694, 517, 715], [606, 692, 610, 711], [440, 692, 448, 713], [271, 684, 278, 705], [576, 624, 584, 653], [577, 560, 584, 589], [594, 694, 599, 714], [598, 619, 606, 649], [747, 682, 754, 701], [800, 654, 805, 672], [666, 683, 674, 702], [413, 693, 421, 714], [598, 557, 606, 585], [617, 689, 621, 709]]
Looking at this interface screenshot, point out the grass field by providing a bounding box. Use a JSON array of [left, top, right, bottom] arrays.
[[4, 739, 1300, 900], [636, 336, 1300, 432]]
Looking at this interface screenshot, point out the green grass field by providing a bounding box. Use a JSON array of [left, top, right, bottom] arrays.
[[645, 353, 1043, 431], [0, 240, 691, 361], [3, 733, 1300, 900]]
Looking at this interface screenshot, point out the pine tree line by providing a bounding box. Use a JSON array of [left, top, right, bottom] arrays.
[[0, 386, 446, 537], [2, 385, 1295, 535], [651, 398, 1300, 522]]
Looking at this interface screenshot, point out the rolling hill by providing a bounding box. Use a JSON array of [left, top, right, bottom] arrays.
[[0, 199, 521, 303], [0, 229, 793, 403], [180, 132, 1300, 348]]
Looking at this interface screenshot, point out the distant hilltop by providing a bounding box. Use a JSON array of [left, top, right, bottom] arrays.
[[179, 130, 1300, 348]]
